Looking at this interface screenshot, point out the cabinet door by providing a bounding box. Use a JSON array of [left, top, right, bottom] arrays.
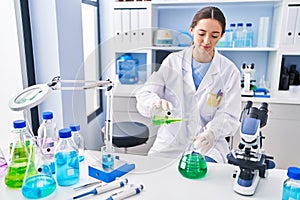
[[284, 5, 298, 45], [294, 6, 300, 44]]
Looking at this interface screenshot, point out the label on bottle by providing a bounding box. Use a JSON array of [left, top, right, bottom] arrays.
[[67, 168, 75, 176]]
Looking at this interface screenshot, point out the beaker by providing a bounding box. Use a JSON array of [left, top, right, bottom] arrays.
[[101, 143, 115, 170], [178, 142, 207, 179], [22, 137, 56, 199], [0, 147, 8, 176]]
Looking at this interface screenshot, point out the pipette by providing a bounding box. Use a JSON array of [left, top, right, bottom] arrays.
[[73, 178, 128, 199], [106, 185, 144, 200]]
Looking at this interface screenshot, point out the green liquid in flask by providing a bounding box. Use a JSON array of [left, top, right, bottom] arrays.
[[178, 151, 207, 179], [152, 115, 183, 126], [5, 159, 36, 188]]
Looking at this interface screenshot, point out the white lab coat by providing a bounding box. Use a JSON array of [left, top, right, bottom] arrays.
[[136, 45, 241, 163]]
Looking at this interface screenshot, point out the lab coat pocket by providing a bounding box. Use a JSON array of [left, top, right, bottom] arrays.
[[207, 92, 222, 107]]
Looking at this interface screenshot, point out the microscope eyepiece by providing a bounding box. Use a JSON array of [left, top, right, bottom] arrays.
[[259, 102, 268, 112]]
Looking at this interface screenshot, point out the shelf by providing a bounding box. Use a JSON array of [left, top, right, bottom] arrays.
[[242, 97, 300, 105], [151, 0, 279, 6], [150, 46, 277, 52]]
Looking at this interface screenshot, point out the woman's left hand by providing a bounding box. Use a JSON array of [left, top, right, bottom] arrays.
[[193, 129, 215, 154]]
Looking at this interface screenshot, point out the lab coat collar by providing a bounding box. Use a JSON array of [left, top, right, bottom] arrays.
[[181, 46, 195, 91], [182, 45, 220, 93], [198, 49, 220, 90]]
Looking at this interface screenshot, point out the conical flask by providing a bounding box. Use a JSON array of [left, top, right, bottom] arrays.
[[151, 105, 183, 126], [22, 137, 56, 199], [5, 120, 35, 188], [178, 140, 207, 179]]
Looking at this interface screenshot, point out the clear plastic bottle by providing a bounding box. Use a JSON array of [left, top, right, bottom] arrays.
[[282, 166, 300, 200], [228, 23, 236, 47], [54, 128, 79, 186], [70, 124, 85, 162], [245, 23, 254, 47], [5, 120, 36, 188], [234, 23, 244, 47], [37, 111, 58, 174], [22, 137, 56, 199]]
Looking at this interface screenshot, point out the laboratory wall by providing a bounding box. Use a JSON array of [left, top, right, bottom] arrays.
[[28, 0, 106, 150], [0, 1, 24, 153]]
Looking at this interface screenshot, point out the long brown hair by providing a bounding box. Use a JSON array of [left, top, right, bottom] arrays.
[[190, 6, 226, 34]]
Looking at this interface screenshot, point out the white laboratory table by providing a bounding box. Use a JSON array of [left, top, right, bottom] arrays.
[[0, 150, 286, 200]]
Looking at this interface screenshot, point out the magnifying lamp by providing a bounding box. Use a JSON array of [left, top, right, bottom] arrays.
[[9, 84, 50, 112], [8, 76, 114, 146]]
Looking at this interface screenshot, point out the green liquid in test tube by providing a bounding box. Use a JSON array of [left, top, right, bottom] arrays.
[[151, 115, 183, 126]]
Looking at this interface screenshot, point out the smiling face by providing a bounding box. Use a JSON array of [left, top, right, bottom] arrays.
[[190, 18, 223, 59]]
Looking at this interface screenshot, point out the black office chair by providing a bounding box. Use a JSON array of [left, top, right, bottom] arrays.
[[111, 121, 149, 153]]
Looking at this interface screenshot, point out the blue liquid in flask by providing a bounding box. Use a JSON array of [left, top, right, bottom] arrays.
[[55, 150, 79, 186], [22, 174, 56, 199]]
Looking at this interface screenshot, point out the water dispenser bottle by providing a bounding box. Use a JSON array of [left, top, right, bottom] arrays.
[[117, 54, 139, 84]]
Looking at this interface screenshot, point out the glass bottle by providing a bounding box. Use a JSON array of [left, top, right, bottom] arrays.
[[229, 23, 236, 48], [70, 124, 85, 162], [245, 23, 254, 47], [0, 147, 8, 176], [22, 137, 56, 199], [178, 140, 207, 179], [37, 111, 58, 174], [282, 166, 300, 200], [234, 23, 244, 47], [5, 120, 35, 188], [54, 128, 79, 186]]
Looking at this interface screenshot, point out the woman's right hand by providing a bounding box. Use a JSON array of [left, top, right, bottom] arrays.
[[153, 99, 173, 112]]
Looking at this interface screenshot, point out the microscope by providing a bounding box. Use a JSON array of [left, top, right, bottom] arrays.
[[241, 63, 255, 97], [227, 101, 275, 196]]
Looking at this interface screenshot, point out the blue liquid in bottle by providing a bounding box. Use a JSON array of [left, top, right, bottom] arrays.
[[55, 150, 79, 186], [22, 174, 56, 199], [282, 167, 300, 200]]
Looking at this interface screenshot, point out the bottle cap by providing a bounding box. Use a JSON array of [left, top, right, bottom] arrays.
[[70, 124, 80, 131], [237, 23, 243, 27], [42, 111, 53, 120], [59, 128, 72, 138], [13, 120, 26, 128], [287, 167, 300, 180], [246, 23, 252, 27], [230, 23, 236, 27]]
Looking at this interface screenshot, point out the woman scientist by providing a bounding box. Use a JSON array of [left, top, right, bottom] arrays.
[[135, 6, 241, 163]]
